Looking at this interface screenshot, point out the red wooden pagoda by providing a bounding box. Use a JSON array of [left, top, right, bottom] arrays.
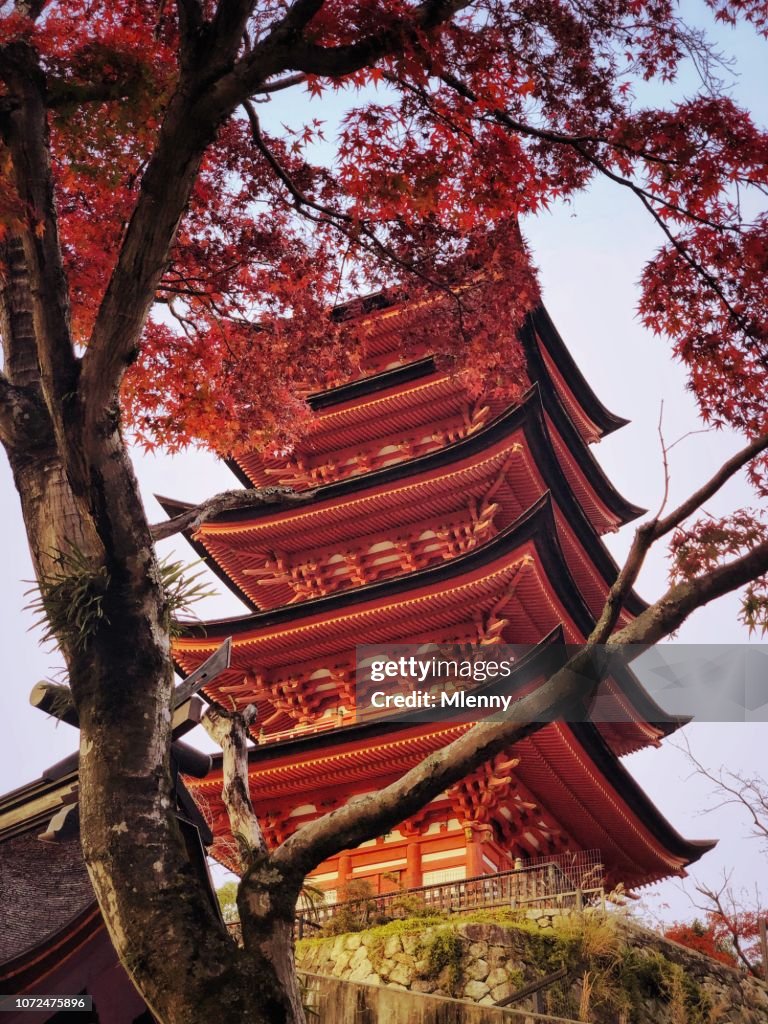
[[167, 297, 713, 898]]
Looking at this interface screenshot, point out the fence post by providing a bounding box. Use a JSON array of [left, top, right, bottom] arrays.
[[575, 887, 583, 912], [760, 915, 767, 982]]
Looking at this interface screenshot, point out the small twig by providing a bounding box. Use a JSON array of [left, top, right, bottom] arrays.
[[656, 400, 671, 519]]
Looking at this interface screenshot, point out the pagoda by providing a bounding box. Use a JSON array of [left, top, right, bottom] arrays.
[[167, 296, 713, 899]]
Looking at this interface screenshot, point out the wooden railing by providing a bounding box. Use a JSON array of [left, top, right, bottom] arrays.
[[296, 853, 605, 938]]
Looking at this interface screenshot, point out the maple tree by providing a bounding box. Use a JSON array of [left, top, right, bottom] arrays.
[[664, 906, 763, 973], [1, 1, 768, 1022]]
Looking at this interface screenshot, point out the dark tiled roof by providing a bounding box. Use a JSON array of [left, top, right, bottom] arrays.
[[0, 833, 94, 965]]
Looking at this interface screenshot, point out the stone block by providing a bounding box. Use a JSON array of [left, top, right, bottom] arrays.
[[488, 946, 508, 967], [383, 934, 403, 957], [349, 945, 369, 969], [468, 940, 489, 959], [490, 981, 517, 1003], [485, 968, 508, 989], [376, 958, 395, 978], [388, 964, 413, 986], [348, 958, 374, 983], [345, 933, 363, 950], [463, 980, 490, 1001], [466, 958, 490, 981], [331, 951, 351, 977], [392, 951, 414, 965], [401, 933, 421, 955]]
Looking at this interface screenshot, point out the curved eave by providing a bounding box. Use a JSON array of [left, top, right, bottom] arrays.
[[221, 310, 644, 530], [569, 720, 716, 865], [609, 662, 690, 739], [174, 493, 595, 644], [194, 637, 714, 879], [529, 307, 630, 437], [327, 293, 629, 441], [521, 320, 645, 525], [224, 357, 443, 486], [0, 903, 100, 984], [160, 385, 647, 619]]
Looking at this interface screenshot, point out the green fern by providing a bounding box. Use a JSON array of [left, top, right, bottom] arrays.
[[26, 548, 215, 650], [158, 556, 216, 635], [26, 546, 110, 651]]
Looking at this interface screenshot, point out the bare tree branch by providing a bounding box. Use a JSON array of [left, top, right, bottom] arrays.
[[201, 702, 267, 863], [252, 73, 307, 94], [692, 874, 760, 974], [611, 538, 768, 648], [589, 431, 768, 644], [677, 735, 768, 848], [655, 433, 768, 537], [150, 486, 316, 541]]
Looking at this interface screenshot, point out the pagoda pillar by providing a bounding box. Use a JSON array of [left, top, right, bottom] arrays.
[[465, 826, 487, 878], [404, 841, 422, 889], [338, 851, 352, 892]]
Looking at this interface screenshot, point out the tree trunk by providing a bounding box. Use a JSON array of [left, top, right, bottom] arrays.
[[67, 430, 307, 1024], [3, 403, 302, 1022]]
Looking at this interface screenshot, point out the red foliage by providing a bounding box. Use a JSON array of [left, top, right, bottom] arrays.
[[664, 912, 763, 971], [1, 0, 766, 459]]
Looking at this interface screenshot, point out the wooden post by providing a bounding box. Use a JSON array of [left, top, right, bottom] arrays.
[[465, 827, 484, 878], [404, 841, 422, 890], [759, 915, 767, 982], [338, 851, 352, 893]]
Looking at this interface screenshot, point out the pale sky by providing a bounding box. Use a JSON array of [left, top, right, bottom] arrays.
[[1, 6, 765, 926]]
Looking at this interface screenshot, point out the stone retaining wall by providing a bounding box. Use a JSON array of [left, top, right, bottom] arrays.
[[296, 912, 768, 1023]]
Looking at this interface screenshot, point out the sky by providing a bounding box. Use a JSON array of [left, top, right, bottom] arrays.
[[1, 4, 766, 926]]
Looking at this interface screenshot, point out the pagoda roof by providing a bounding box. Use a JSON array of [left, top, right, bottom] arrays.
[[325, 298, 628, 444], [174, 499, 673, 752], [191, 634, 711, 889], [225, 305, 644, 527], [160, 385, 646, 617], [175, 494, 598, 648], [227, 360, 644, 528], [526, 307, 630, 439]]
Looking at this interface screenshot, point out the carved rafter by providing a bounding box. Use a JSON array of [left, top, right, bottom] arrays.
[[447, 754, 519, 829], [235, 504, 505, 605], [253, 403, 489, 490]]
